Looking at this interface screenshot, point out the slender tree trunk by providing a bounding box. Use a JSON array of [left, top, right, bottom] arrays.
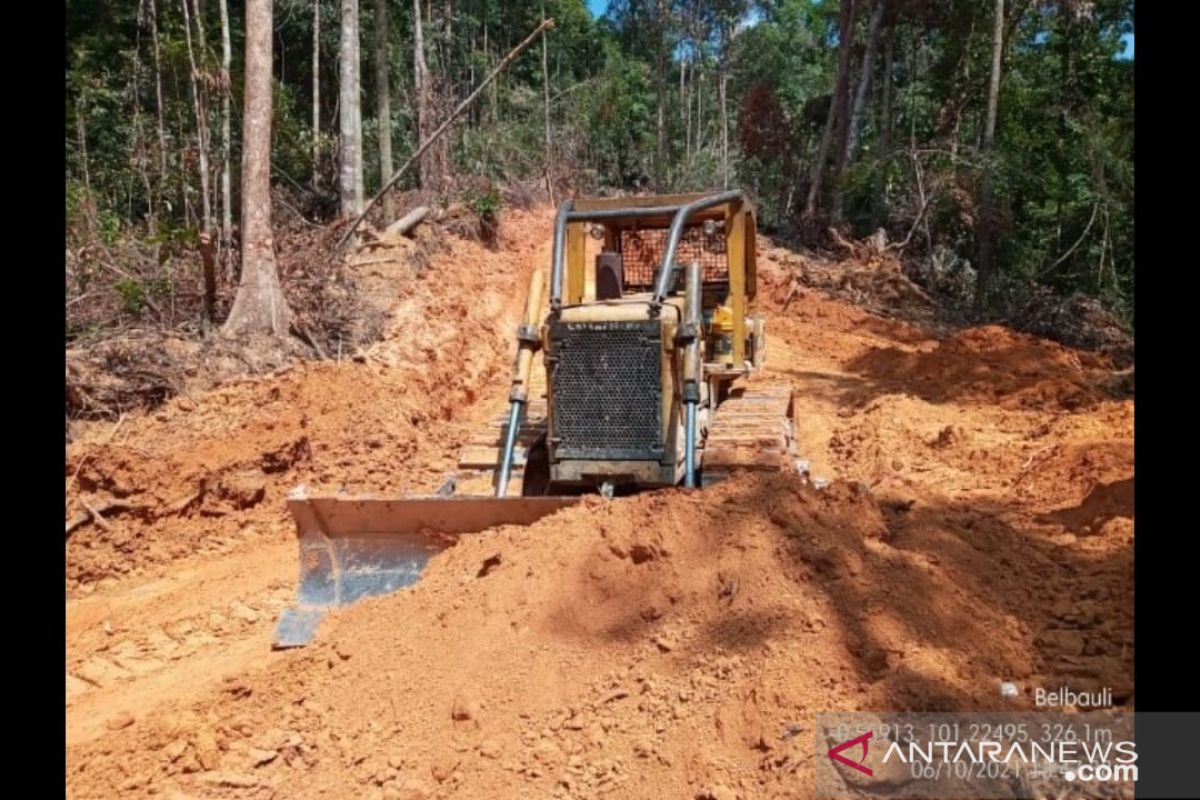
[[680, 20, 689, 165], [683, 55, 691, 164], [805, 0, 856, 218], [484, 22, 496, 124], [312, 0, 321, 190], [339, 0, 364, 216], [833, 0, 886, 221], [975, 0, 1005, 309], [873, 14, 896, 229], [719, 57, 729, 190], [141, 0, 169, 189], [843, 0, 886, 165], [541, 2, 553, 198], [373, 0, 394, 222], [879, 15, 896, 159], [129, 18, 154, 224], [946, 15, 976, 161], [176, 102, 194, 226], [181, 0, 213, 232], [76, 106, 92, 197], [225, 0, 294, 336], [218, 0, 234, 278], [414, 0, 435, 189], [434, 2, 452, 184], [655, 0, 668, 190], [679, 48, 686, 123]]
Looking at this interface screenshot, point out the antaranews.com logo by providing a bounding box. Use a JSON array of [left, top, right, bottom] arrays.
[[815, 712, 1138, 799]]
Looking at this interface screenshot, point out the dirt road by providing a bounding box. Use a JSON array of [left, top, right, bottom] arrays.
[[66, 207, 1133, 799]]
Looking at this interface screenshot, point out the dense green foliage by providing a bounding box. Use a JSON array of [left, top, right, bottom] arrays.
[[66, 0, 1133, 320]]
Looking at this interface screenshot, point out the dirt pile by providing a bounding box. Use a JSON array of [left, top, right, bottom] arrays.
[[847, 324, 1123, 411], [1011, 287, 1133, 367], [68, 472, 1058, 800], [760, 241, 937, 326]]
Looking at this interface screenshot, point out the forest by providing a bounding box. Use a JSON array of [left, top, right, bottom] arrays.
[[66, 0, 1134, 340]]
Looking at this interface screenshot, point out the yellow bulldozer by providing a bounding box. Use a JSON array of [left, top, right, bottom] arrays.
[[276, 191, 804, 646]]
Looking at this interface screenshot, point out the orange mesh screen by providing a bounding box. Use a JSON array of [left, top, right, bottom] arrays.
[[617, 225, 728, 288]]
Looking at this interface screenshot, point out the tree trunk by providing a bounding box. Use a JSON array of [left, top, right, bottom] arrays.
[[843, 0, 886, 166], [719, 59, 729, 190], [225, 0, 295, 336], [144, 0, 169, 184], [181, 0, 213, 232], [872, 13, 896, 229], [373, 0, 394, 222], [974, 0, 1005, 309], [76, 106, 91, 197], [218, 0, 234, 279], [655, 0, 668, 191], [805, 0, 856, 218], [414, 0, 435, 189], [338, 0, 365, 216], [879, 13, 896, 159], [385, 204, 429, 236], [833, 0, 887, 221], [483, 22, 496, 124], [541, 3, 553, 198], [683, 54, 691, 164], [312, 0, 321, 190]]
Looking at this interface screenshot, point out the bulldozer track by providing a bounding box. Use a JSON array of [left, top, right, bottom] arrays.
[[455, 365, 550, 496], [700, 383, 799, 481]]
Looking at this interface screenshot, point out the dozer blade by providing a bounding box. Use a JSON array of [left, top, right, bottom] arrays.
[[274, 487, 578, 648]]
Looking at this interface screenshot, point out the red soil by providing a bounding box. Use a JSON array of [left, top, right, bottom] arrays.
[[66, 207, 1133, 800]]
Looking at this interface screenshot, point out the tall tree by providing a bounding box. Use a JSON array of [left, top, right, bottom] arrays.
[[714, 1, 748, 191], [542, 1, 553, 197], [878, 8, 897, 160], [373, 0, 394, 221], [975, 0, 1005, 307], [833, 0, 887, 221], [218, 0, 234, 277], [413, 0, 435, 189], [312, 0, 321, 189], [139, 0, 168, 183], [805, 0, 856, 218], [339, 0, 365, 216], [181, 0, 213, 232], [224, 0, 294, 335], [718, 21, 730, 190], [654, 0, 668, 190]]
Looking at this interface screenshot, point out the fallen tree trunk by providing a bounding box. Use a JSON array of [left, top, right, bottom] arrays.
[[386, 205, 429, 237]]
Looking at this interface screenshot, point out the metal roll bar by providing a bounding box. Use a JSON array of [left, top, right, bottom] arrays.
[[548, 190, 745, 313]]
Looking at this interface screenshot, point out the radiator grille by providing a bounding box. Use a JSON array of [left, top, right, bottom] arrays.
[[617, 225, 729, 288], [549, 320, 663, 460]]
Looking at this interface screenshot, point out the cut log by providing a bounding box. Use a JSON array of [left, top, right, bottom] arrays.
[[385, 205, 430, 237]]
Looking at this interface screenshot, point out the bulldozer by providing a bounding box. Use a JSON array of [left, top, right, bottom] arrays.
[[275, 190, 803, 647]]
